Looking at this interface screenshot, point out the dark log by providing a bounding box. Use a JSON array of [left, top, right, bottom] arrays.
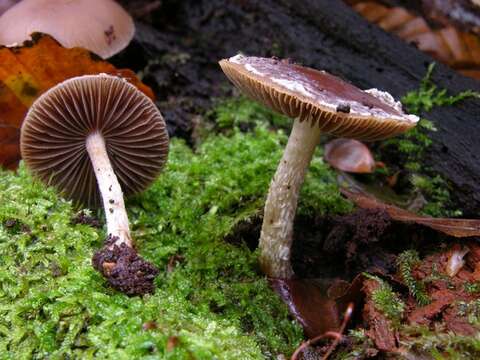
[[114, 0, 480, 215]]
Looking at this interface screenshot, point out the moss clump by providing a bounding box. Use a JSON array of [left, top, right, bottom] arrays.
[[402, 63, 480, 114], [465, 282, 480, 294], [402, 325, 480, 359], [209, 96, 290, 132], [0, 120, 350, 358], [364, 274, 405, 327], [397, 250, 430, 306]]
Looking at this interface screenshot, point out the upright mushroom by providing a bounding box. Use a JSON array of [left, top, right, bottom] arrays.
[[0, 0, 134, 59], [219, 55, 419, 279], [21, 74, 169, 295]]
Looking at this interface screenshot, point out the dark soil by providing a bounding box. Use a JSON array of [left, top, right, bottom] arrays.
[[92, 235, 159, 296], [227, 208, 443, 281]]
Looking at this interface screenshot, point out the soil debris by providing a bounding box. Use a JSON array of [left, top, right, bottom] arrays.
[[356, 241, 480, 357], [71, 211, 101, 228], [92, 235, 159, 296], [405, 241, 480, 332]]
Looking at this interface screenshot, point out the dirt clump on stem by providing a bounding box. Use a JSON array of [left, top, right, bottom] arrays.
[[92, 235, 159, 296]]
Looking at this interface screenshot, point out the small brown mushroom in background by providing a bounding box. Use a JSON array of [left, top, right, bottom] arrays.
[[21, 74, 169, 295], [324, 138, 376, 174], [219, 55, 418, 279], [0, 0, 134, 59]]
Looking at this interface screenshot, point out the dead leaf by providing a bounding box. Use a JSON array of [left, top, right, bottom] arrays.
[[166, 336, 179, 352], [269, 275, 364, 338], [324, 138, 376, 174], [0, 33, 154, 169], [0, 125, 20, 170], [341, 187, 480, 237]]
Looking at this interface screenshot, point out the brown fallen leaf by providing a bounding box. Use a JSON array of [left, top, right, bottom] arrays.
[[341, 187, 480, 237], [0, 125, 20, 170], [0, 33, 154, 170], [324, 138, 376, 174], [166, 336, 179, 352], [269, 275, 364, 339]]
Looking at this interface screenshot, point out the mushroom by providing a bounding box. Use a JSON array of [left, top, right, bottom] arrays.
[[219, 55, 419, 279], [0, 0, 134, 59], [21, 74, 169, 295], [324, 138, 376, 174]]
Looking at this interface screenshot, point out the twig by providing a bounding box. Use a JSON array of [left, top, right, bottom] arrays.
[[290, 303, 354, 360]]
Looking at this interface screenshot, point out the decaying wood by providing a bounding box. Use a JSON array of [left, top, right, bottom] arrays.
[[116, 0, 480, 215]]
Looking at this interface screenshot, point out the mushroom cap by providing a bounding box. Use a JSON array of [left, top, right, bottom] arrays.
[[324, 138, 376, 173], [219, 55, 418, 141], [0, 0, 134, 59], [20, 74, 169, 208]]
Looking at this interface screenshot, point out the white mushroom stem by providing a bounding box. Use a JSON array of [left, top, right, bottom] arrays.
[[259, 118, 323, 279], [86, 131, 132, 248]]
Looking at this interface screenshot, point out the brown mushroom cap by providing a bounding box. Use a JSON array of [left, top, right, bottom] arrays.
[[219, 55, 418, 141], [324, 138, 376, 173], [0, 0, 134, 59], [20, 74, 169, 207]]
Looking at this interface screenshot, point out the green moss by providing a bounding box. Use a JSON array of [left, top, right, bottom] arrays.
[[0, 122, 351, 358], [397, 250, 430, 306], [465, 282, 480, 294], [402, 63, 480, 114], [410, 175, 462, 218], [209, 96, 290, 132], [402, 325, 480, 359], [363, 274, 405, 327]]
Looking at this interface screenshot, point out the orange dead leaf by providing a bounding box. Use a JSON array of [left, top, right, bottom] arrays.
[[0, 33, 154, 170]]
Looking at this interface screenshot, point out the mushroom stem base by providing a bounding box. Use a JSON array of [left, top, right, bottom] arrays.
[[259, 118, 322, 279], [86, 132, 132, 248]]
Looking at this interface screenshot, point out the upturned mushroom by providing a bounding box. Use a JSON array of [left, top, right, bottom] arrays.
[[324, 138, 377, 174], [21, 74, 169, 295], [219, 55, 419, 279], [0, 0, 134, 59]]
